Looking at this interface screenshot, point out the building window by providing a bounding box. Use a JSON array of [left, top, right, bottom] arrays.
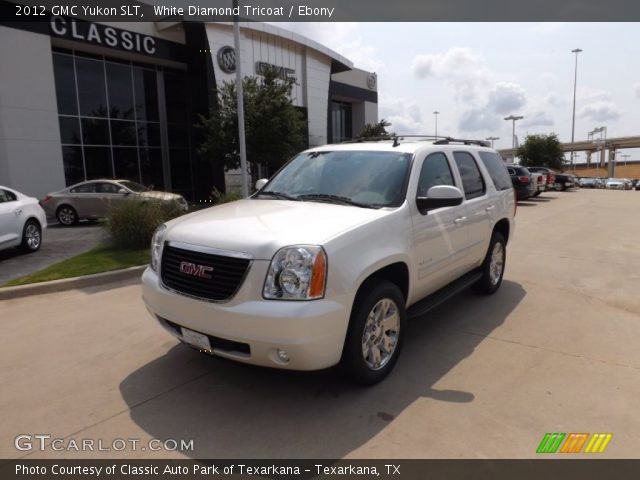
[[331, 101, 352, 143], [51, 50, 193, 198]]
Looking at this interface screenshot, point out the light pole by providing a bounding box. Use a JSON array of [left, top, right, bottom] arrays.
[[233, 0, 249, 198], [622, 153, 630, 166], [486, 136, 500, 148], [504, 115, 523, 161], [588, 126, 607, 168], [433, 111, 439, 137], [570, 48, 583, 171]]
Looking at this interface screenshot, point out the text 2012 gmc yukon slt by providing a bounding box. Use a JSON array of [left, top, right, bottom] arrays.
[[142, 138, 515, 384]]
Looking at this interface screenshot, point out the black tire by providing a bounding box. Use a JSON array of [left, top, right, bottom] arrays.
[[21, 219, 42, 253], [56, 205, 78, 226], [473, 232, 506, 295], [533, 191, 541, 197], [340, 281, 406, 385]]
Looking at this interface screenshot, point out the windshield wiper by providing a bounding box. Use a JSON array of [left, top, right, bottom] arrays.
[[254, 190, 301, 201], [297, 193, 378, 209]]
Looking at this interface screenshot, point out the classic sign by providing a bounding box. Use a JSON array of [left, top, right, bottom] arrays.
[[49, 16, 157, 55]]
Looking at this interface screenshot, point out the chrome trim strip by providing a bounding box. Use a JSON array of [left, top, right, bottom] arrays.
[[165, 240, 254, 260]]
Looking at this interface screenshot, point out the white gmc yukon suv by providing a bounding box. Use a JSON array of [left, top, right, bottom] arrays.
[[142, 138, 515, 384]]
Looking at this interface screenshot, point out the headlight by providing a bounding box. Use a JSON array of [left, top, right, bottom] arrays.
[[150, 224, 167, 272], [263, 245, 327, 300]]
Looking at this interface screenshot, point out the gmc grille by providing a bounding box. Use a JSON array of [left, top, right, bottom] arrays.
[[161, 244, 251, 301]]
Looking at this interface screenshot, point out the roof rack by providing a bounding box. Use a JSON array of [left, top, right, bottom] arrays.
[[340, 135, 490, 148], [341, 136, 395, 144], [342, 134, 447, 143], [433, 137, 491, 147], [341, 134, 450, 147]]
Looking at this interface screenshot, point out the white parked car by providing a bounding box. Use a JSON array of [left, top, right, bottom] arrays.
[[142, 138, 516, 384], [530, 172, 547, 196], [605, 178, 626, 190], [0, 186, 47, 253]]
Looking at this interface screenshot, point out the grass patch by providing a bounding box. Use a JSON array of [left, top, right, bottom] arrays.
[[3, 245, 149, 287]]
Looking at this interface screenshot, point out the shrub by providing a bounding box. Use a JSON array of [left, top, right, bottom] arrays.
[[106, 200, 185, 249], [210, 187, 243, 204]]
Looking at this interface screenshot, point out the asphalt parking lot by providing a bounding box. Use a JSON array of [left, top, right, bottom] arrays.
[[1, 189, 639, 459], [0, 221, 105, 284]]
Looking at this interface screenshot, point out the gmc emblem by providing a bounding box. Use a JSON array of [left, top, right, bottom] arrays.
[[179, 261, 213, 279]]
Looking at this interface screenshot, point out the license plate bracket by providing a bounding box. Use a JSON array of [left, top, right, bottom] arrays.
[[180, 327, 212, 351]]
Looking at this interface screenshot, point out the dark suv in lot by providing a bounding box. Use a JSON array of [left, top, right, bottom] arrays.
[[506, 164, 535, 200]]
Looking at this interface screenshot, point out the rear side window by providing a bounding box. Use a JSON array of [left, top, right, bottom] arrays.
[[453, 152, 486, 200], [95, 182, 120, 194], [70, 183, 95, 193], [478, 151, 512, 191], [417, 152, 455, 197], [0, 189, 17, 203]]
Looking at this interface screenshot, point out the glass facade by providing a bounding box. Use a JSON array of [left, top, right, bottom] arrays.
[[51, 49, 194, 199], [331, 100, 353, 143]]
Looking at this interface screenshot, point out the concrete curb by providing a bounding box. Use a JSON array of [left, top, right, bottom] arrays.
[[0, 265, 147, 301]]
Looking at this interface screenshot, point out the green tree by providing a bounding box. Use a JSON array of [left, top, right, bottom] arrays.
[[516, 133, 566, 170], [197, 66, 308, 182], [358, 119, 392, 139]]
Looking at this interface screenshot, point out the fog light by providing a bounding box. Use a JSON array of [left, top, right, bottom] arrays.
[[276, 349, 290, 363]]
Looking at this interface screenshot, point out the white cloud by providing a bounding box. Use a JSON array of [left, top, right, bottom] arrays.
[[537, 72, 558, 85], [379, 95, 425, 134], [488, 82, 527, 114], [334, 38, 385, 72], [410, 48, 529, 134], [579, 102, 622, 122], [577, 86, 613, 103], [521, 111, 554, 128], [573, 87, 622, 122], [270, 22, 384, 72], [544, 92, 566, 107], [270, 22, 358, 47], [458, 108, 501, 132], [411, 47, 490, 103], [452, 81, 527, 133]]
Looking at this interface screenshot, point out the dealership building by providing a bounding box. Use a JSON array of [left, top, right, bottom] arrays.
[[0, 15, 378, 200]]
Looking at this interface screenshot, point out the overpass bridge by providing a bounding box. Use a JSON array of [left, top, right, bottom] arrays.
[[498, 135, 640, 177]]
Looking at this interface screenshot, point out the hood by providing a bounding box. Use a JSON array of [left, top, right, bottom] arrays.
[[164, 198, 392, 260]]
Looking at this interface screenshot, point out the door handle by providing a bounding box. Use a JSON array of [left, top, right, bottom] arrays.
[[485, 205, 495, 212], [454, 216, 467, 224]]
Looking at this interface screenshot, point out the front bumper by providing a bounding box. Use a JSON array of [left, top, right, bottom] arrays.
[[141, 267, 353, 371]]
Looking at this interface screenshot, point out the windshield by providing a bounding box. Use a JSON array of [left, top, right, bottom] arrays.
[[118, 180, 149, 192], [258, 150, 412, 208]]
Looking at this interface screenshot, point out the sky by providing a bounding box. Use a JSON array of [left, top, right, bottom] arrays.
[[274, 22, 640, 161]]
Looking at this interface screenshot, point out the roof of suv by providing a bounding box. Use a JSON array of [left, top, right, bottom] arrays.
[[309, 138, 496, 155]]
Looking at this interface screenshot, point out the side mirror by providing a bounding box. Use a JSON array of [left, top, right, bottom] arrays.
[[255, 178, 268, 190], [117, 188, 129, 195], [416, 185, 464, 211]]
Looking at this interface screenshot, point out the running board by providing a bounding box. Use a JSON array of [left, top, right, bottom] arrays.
[[407, 269, 483, 319]]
